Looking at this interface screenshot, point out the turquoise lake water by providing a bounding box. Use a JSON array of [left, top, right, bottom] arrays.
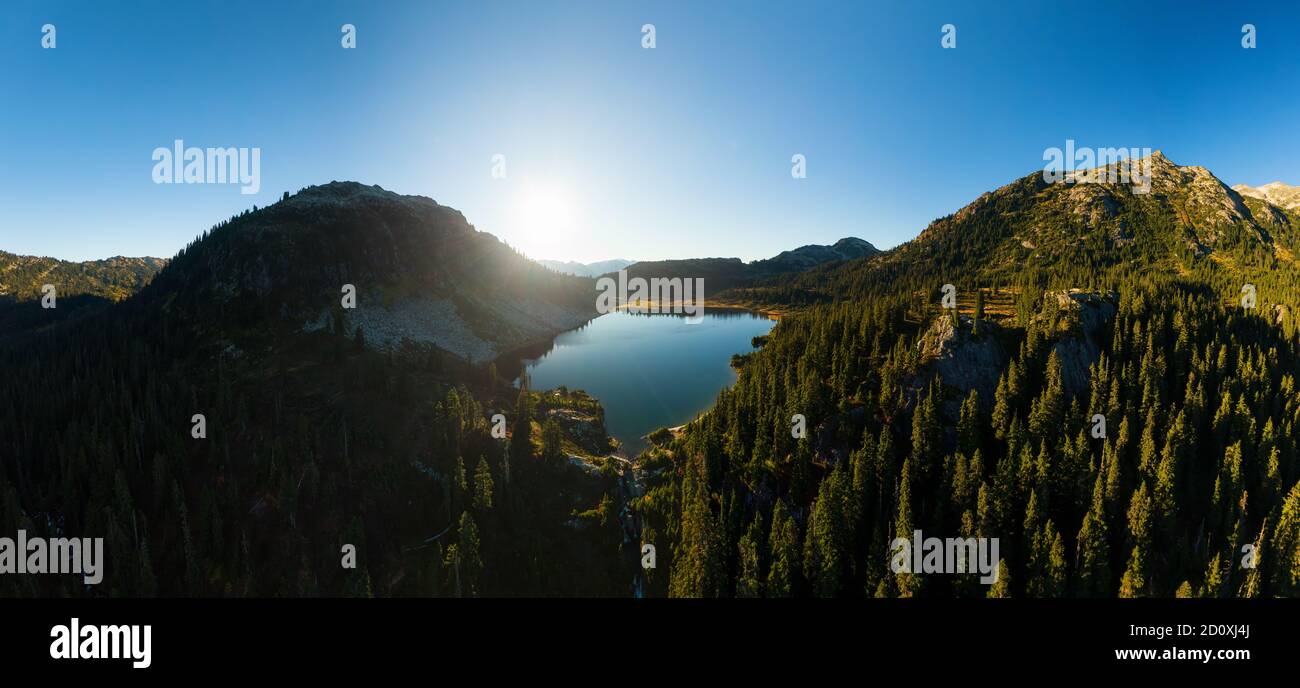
[[522, 310, 776, 455]]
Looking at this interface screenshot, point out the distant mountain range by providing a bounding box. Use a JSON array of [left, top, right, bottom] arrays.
[[753, 237, 881, 271], [1233, 181, 1300, 211], [1, 200, 886, 345], [537, 238, 880, 281], [536, 258, 635, 277], [0, 251, 167, 336], [611, 237, 879, 299], [0, 251, 166, 302]]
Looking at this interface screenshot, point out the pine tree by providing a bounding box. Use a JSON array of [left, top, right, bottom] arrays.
[[669, 461, 724, 597], [473, 456, 494, 511], [767, 500, 801, 597], [986, 559, 1011, 598], [1201, 551, 1227, 598], [1119, 483, 1154, 597], [957, 389, 981, 458], [1075, 470, 1111, 596], [992, 367, 1014, 441], [804, 467, 847, 597], [540, 418, 564, 466], [736, 513, 765, 598], [1268, 483, 1300, 595], [508, 380, 534, 468], [453, 456, 469, 514], [1028, 350, 1065, 441], [894, 457, 920, 597], [1042, 522, 1068, 596], [452, 511, 483, 597]]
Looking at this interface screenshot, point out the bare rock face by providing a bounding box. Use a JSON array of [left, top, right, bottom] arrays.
[[304, 292, 593, 363], [914, 292, 1118, 406], [1045, 289, 1116, 333], [1066, 184, 1119, 227], [1036, 290, 1118, 395], [916, 313, 1007, 402]]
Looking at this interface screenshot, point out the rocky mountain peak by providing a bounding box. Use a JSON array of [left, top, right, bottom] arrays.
[[1232, 180, 1300, 211]]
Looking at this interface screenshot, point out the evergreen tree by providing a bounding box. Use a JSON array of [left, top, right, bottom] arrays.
[[767, 500, 801, 597], [473, 456, 494, 511], [736, 514, 765, 598], [1119, 483, 1154, 597]]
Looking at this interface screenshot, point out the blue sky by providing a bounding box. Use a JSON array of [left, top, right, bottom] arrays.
[[1, 0, 1297, 263]]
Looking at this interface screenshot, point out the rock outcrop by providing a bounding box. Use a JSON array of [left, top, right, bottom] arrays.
[[916, 313, 1007, 403], [547, 407, 611, 456], [1035, 290, 1118, 395]]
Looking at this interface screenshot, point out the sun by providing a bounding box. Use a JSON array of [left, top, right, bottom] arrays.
[[512, 182, 578, 251]]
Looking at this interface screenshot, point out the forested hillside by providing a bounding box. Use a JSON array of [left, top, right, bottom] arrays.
[[5, 155, 1300, 600], [0, 251, 166, 302], [0, 185, 631, 597], [0, 252, 166, 337], [641, 153, 1300, 597]]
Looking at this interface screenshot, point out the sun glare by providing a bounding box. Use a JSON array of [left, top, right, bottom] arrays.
[[513, 183, 578, 253]]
